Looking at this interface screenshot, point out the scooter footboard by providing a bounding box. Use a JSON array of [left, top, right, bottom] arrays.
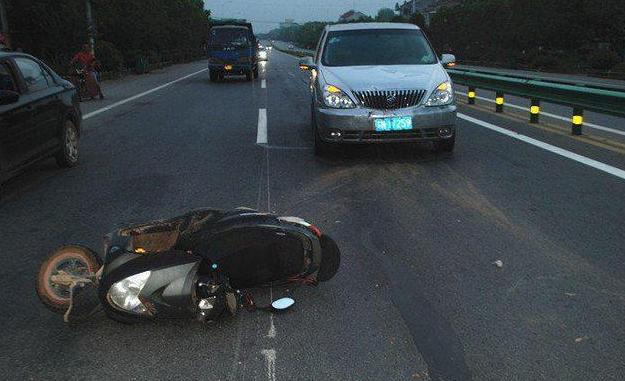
[[210, 228, 308, 289]]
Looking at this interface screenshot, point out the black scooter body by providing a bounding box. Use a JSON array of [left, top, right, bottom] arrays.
[[98, 208, 338, 322]]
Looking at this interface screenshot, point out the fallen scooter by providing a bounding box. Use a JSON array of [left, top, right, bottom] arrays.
[[36, 208, 340, 323]]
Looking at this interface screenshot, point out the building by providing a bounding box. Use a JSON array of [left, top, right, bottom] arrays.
[[338, 10, 368, 23], [397, 0, 458, 25]]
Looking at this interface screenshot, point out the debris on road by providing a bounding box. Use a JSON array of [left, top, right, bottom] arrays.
[[565, 292, 576, 297], [493, 260, 504, 268], [575, 336, 588, 343]]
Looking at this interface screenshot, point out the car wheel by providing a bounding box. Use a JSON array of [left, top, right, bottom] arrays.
[[433, 134, 455, 153], [55, 120, 80, 168]]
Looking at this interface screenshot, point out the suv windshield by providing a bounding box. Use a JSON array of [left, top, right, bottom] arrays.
[[209, 27, 250, 47], [322, 29, 437, 66]]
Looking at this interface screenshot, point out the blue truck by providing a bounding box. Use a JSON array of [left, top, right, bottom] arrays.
[[207, 22, 258, 82]]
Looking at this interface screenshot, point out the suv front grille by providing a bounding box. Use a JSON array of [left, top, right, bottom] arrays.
[[352, 89, 426, 110]]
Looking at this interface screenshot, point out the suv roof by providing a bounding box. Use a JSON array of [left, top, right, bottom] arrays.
[[326, 23, 421, 32]]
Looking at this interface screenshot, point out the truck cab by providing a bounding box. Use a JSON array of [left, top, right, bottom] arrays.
[[207, 22, 258, 82]]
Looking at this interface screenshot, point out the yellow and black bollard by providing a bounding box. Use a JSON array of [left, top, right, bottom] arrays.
[[572, 108, 584, 136], [467, 87, 476, 105], [530, 99, 540, 124], [495, 92, 504, 113]]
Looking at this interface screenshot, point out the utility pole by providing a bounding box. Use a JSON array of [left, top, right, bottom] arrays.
[[85, 0, 95, 54], [0, 0, 10, 46]]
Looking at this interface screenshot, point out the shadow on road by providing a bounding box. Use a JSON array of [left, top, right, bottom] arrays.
[[317, 143, 454, 166], [0, 159, 64, 205]]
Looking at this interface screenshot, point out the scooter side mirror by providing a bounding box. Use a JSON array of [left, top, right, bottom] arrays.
[[271, 297, 295, 311]]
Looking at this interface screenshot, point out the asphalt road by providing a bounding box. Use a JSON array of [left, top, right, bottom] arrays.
[[1, 49, 625, 381]]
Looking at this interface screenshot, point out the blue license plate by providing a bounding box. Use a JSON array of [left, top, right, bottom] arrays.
[[374, 116, 413, 132]]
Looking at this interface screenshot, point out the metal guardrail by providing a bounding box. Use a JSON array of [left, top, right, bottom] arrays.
[[448, 67, 625, 135]]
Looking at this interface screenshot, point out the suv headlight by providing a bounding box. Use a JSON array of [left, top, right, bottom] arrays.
[[425, 81, 454, 107], [108, 271, 151, 315], [323, 85, 355, 109]]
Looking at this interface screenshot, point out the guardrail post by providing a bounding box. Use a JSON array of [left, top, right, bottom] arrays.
[[572, 108, 584, 135], [530, 99, 540, 123], [467, 87, 476, 105], [495, 92, 504, 113]]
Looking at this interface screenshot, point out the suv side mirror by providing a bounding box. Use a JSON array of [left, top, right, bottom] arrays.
[[298, 57, 317, 71], [441, 54, 456, 68], [0, 90, 19, 105]]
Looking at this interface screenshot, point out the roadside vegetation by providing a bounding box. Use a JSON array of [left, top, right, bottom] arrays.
[[3, 0, 211, 74], [262, 0, 625, 77]]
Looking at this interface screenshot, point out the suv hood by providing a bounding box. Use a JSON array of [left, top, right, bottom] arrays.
[[321, 64, 448, 93]]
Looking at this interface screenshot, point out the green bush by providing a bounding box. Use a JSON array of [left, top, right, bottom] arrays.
[[146, 50, 162, 66], [531, 51, 568, 71], [611, 61, 625, 73], [95, 40, 124, 73], [586, 49, 621, 70]]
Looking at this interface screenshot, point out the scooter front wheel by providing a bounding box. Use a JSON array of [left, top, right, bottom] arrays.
[[36, 245, 101, 314]]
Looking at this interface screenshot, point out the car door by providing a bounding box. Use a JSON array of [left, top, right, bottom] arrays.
[[12, 57, 62, 163], [0, 59, 32, 173]]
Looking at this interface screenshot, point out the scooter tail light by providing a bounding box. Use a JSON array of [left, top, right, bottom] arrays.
[[309, 224, 322, 238]]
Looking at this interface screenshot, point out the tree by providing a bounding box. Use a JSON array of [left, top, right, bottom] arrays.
[[5, 0, 211, 72], [376, 8, 396, 22], [408, 12, 425, 28]]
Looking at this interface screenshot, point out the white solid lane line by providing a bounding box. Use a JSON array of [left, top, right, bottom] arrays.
[[458, 113, 625, 181], [257, 108, 268, 144], [82, 68, 208, 120], [457, 93, 625, 137], [261, 79, 267, 89]]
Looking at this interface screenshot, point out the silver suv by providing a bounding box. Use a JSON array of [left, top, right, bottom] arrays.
[[299, 23, 457, 155]]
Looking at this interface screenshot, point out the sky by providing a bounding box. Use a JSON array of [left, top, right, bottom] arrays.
[[205, 0, 399, 33]]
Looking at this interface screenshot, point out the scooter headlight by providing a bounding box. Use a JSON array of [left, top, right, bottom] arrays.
[[107, 271, 151, 315]]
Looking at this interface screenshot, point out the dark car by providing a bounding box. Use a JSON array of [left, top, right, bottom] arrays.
[[0, 52, 81, 185]]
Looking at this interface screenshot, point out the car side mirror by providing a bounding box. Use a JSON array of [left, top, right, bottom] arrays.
[[299, 57, 317, 71], [0, 90, 19, 105], [271, 298, 295, 311], [441, 54, 456, 68]]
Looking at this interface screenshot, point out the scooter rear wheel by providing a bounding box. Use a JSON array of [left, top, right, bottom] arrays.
[[317, 235, 340, 282], [36, 245, 102, 314]]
